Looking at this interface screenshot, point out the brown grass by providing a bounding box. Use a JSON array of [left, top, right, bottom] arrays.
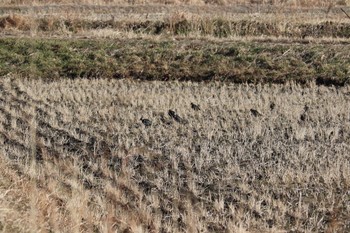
[[2, 13, 350, 39], [0, 0, 349, 7], [0, 3, 349, 42], [1, 76, 350, 232], [0, 14, 31, 30]]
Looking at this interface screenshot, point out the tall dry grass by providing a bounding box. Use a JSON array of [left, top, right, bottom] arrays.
[[0, 0, 349, 42], [1, 0, 349, 7]]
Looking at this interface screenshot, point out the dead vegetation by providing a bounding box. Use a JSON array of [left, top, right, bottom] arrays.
[[1, 13, 350, 39], [1, 76, 350, 232], [1, 0, 349, 7], [0, 14, 30, 30], [0, 0, 349, 47], [0, 3, 349, 50]]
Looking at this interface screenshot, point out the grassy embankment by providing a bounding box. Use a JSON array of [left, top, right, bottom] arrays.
[[0, 3, 349, 85], [0, 38, 349, 85]]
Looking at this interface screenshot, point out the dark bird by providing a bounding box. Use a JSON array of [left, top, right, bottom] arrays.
[[250, 109, 262, 117], [300, 105, 309, 122], [168, 110, 183, 123], [140, 117, 152, 127], [160, 113, 172, 125], [269, 102, 275, 111], [191, 103, 200, 111], [300, 113, 306, 122]]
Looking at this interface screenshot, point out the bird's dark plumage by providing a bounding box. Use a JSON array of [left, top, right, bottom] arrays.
[[140, 117, 152, 127], [168, 110, 183, 123], [250, 109, 262, 117], [160, 113, 172, 125], [299, 105, 309, 122], [191, 103, 200, 111]]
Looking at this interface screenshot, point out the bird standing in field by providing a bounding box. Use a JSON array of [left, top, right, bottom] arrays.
[[160, 113, 172, 125], [191, 103, 200, 111], [168, 110, 182, 122], [250, 109, 262, 117], [140, 117, 152, 127]]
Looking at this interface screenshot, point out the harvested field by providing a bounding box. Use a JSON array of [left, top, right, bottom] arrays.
[[1, 1, 350, 233], [1, 77, 350, 232], [1, 4, 350, 40], [1, 14, 350, 39]]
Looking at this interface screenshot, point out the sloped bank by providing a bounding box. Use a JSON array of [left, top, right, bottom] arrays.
[[0, 38, 349, 85]]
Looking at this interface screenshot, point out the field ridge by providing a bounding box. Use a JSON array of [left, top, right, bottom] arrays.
[[0, 38, 349, 85]]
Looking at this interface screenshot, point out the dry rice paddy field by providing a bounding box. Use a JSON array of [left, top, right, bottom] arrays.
[[0, 1, 350, 233], [1, 77, 350, 232]]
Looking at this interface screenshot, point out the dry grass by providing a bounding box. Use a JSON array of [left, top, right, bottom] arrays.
[[1, 12, 350, 39], [1, 76, 350, 232], [0, 3, 349, 43], [1, 0, 349, 7]]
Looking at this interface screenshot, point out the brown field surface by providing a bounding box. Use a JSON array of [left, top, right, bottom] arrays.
[[1, 77, 350, 232], [0, 1, 350, 233]]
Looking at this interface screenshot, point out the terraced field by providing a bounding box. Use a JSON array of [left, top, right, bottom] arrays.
[[1, 1, 350, 232], [1, 76, 350, 232]]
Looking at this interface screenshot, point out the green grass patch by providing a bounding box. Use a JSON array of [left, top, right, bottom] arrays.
[[0, 38, 349, 85]]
